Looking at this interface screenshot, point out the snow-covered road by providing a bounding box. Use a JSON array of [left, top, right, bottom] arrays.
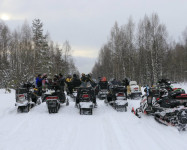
[[0, 83, 187, 150]]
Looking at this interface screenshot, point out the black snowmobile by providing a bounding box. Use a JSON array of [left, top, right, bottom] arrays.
[[15, 82, 40, 113], [155, 78, 187, 106], [76, 87, 96, 115], [169, 89, 187, 106], [97, 81, 109, 100], [106, 85, 128, 112], [132, 87, 187, 131], [43, 85, 68, 114]]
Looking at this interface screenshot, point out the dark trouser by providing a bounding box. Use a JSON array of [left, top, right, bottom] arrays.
[[59, 86, 64, 92], [125, 89, 127, 99], [107, 93, 113, 102], [37, 86, 42, 96], [68, 86, 73, 94]]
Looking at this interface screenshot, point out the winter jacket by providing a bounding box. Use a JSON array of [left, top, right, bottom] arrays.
[[99, 81, 108, 89], [59, 77, 65, 86], [36, 77, 42, 88], [42, 78, 48, 90], [72, 77, 81, 88], [81, 75, 87, 82], [66, 77, 72, 83]]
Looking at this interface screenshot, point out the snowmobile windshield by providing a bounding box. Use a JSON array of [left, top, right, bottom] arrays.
[[130, 81, 137, 86]]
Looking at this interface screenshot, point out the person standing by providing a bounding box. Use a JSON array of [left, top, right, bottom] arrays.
[[59, 73, 65, 92], [36, 74, 42, 88], [42, 73, 48, 91], [35, 74, 42, 96], [65, 75, 72, 95]]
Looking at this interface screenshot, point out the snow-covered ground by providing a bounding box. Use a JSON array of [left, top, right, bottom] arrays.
[[0, 83, 187, 150]]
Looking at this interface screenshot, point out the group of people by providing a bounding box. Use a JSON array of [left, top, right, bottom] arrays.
[[35, 73, 97, 95], [35, 73, 131, 97], [35, 73, 131, 107]]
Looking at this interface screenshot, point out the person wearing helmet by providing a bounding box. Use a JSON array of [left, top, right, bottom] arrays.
[[72, 74, 81, 88], [65, 75, 72, 95], [122, 78, 129, 87], [98, 77, 108, 90], [87, 74, 97, 87], [80, 73, 87, 87], [122, 78, 129, 98]]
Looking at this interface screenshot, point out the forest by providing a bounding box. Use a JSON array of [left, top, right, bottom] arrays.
[[91, 13, 187, 85], [0, 19, 78, 88]]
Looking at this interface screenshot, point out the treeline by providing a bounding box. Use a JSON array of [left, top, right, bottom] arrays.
[[0, 19, 79, 89], [92, 13, 187, 85]]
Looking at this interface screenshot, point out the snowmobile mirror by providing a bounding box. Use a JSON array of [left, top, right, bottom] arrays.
[[147, 96, 152, 106]]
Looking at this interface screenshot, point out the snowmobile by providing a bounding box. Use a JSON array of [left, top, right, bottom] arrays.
[[76, 87, 96, 115], [132, 87, 181, 117], [46, 95, 60, 113], [169, 89, 187, 106], [97, 78, 109, 100], [156, 79, 187, 106], [15, 82, 40, 113], [132, 87, 187, 131], [106, 85, 128, 112], [98, 88, 109, 100], [43, 85, 69, 114], [127, 81, 142, 99], [97, 82, 109, 100]]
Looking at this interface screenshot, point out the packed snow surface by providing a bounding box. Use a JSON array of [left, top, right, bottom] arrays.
[[0, 83, 187, 150]]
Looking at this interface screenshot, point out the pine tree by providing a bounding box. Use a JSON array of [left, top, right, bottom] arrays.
[[32, 19, 51, 75]]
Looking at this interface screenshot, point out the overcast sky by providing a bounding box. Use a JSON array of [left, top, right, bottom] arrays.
[[0, 0, 187, 74]]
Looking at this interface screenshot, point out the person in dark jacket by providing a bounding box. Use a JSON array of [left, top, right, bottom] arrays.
[[36, 74, 42, 88], [35, 74, 43, 96], [68, 74, 81, 96], [72, 74, 81, 88], [121, 78, 129, 98], [122, 78, 129, 87], [58, 73, 65, 92], [111, 78, 118, 86], [80, 73, 87, 87], [98, 77, 108, 90]]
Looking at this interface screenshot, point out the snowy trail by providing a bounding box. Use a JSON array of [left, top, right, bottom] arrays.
[[0, 85, 187, 150]]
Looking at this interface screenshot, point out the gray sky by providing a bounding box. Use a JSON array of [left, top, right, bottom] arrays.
[[1, 0, 187, 74]]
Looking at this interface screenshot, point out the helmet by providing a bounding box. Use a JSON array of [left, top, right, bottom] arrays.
[[101, 77, 107, 82], [73, 74, 77, 78], [42, 73, 47, 78]]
